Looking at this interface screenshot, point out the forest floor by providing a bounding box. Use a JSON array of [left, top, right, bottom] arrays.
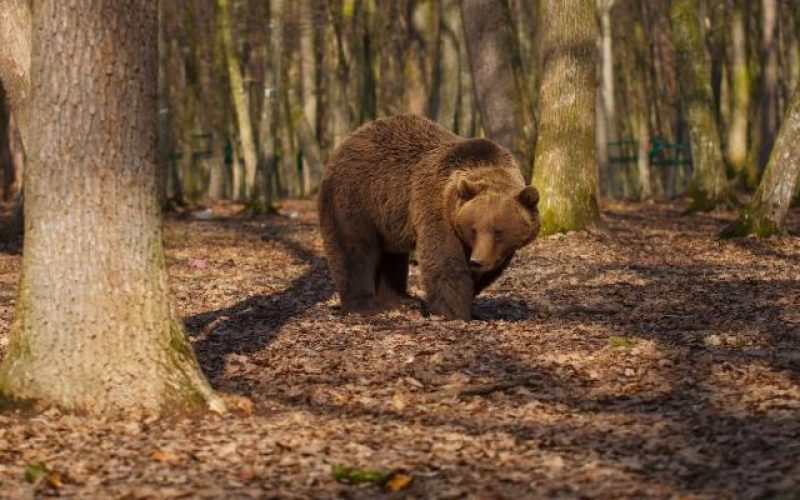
[[0, 200, 799, 498]]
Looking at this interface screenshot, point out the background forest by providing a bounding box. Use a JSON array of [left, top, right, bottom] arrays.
[[136, 0, 800, 207], [4, 0, 796, 213]]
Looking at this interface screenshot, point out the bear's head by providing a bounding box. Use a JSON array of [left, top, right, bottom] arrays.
[[453, 178, 540, 274]]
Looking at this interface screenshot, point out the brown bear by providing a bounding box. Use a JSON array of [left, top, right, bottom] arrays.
[[318, 114, 540, 320]]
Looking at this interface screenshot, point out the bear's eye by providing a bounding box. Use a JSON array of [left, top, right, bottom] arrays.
[[470, 228, 477, 241], [494, 230, 504, 242]]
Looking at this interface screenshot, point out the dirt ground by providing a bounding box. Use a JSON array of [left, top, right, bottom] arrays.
[[0, 200, 799, 499]]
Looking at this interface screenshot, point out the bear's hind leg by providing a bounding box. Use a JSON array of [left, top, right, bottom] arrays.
[[376, 252, 417, 308], [319, 183, 381, 315], [334, 222, 381, 314]]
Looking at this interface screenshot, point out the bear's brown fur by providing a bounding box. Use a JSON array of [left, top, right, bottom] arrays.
[[318, 114, 540, 320]]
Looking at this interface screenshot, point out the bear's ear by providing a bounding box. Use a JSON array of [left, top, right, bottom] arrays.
[[517, 186, 539, 211], [457, 178, 485, 201]]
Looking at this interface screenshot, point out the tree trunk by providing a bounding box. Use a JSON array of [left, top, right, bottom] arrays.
[[758, 0, 779, 172], [312, 0, 331, 155], [728, 0, 752, 186], [460, 0, 535, 181], [217, 0, 259, 205], [722, 84, 800, 237], [296, 0, 325, 196], [643, 0, 679, 146], [531, 0, 599, 234], [616, 0, 652, 200], [328, 0, 352, 149], [671, 0, 730, 211], [0, 1, 222, 415], [375, 0, 407, 117], [597, 0, 616, 197], [0, 0, 31, 147]]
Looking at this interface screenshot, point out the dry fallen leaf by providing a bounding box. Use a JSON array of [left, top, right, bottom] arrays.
[[384, 472, 413, 492]]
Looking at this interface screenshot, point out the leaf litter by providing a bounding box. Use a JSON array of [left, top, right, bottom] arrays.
[[0, 199, 799, 498]]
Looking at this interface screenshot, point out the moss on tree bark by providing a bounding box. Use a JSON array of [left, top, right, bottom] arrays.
[[722, 85, 800, 238], [531, 0, 599, 234]]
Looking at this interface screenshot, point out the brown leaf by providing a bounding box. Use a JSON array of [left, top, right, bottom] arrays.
[[384, 472, 413, 492]]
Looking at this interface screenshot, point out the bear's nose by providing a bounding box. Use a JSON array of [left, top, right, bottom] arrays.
[[469, 258, 483, 269]]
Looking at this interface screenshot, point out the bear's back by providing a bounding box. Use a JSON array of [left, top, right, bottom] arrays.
[[345, 114, 458, 172]]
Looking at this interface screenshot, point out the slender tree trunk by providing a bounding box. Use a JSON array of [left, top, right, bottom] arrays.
[[728, 0, 752, 186], [723, 84, 800, 237], [0, 0, 222, 415], [643, 1, 679, 146], [0, 89, 22, 202], [375, 0, 405, 116], [313, 0, 331, 156], [296, 0, 325, 196], [197, 0, 230, 201], [672, 0, 731, 211], [758, 0, 779, 172], [436, 8, 462, 131], [460, 0, 535, 181], [328, 0, 351, 149], [531, 0, 598, 234], [597, 0, 616, 197], [157, 0, 173, 207], [217, 0, 259, 205], [615, 0, 652, 200]]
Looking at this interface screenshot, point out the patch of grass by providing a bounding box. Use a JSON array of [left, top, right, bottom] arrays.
[[608, 336, 638, 349]]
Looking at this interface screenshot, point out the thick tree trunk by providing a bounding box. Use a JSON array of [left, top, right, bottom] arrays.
[[531, 0, 599, 234], [0, 0, 31, 147], [672, 0, 730, 211], [728, 0, 752, 186], [217, 0, 258, 205], [723, 84, 800, 237], [460, 0, 535, 181], [0, 1, 222, 415]]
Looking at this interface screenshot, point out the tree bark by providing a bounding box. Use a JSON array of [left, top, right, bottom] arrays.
[[0, 0, 222, 415], [0, 0, 31, 146], [217, 0, 259, 205], [758, 0, 779, 172], [727, 0, 752, 186], [615, 0, 652, 200], [723, 84, 800, 237], [531, 0, 599, 234], [671, 0, 730, 211], [460, 0, 535, 181], [327, 0, 352, 149], [597, 0, 616, 197]]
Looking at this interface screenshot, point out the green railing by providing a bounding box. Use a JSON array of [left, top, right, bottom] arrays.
[[608, 138, 691, 167]]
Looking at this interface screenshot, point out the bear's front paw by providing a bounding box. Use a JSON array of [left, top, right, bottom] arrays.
[[425, 299, 471, 321]]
